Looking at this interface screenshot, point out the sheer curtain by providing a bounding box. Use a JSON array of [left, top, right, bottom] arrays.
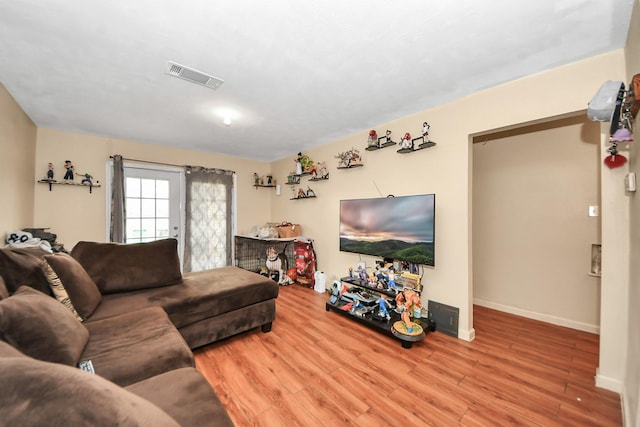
[[183, 166, 234, 272], [109, 155, 126, 243]]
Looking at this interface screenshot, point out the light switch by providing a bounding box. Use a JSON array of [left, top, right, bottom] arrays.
[[588, 205, 599, 217]]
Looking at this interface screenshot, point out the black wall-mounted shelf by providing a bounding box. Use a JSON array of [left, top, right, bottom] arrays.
[[38, 179, 100, 193], [337, 164, 364, 170]]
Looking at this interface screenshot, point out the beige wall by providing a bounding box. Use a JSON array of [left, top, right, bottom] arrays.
[[473, 116, 601, 331], [33, 128, 272, 248], [270, 50, 625, 343], [623, 0, 640, 424], [0, 84, 36, 235]]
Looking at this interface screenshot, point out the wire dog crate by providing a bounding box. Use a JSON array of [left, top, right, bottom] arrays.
[[234, 235, 296, 273]]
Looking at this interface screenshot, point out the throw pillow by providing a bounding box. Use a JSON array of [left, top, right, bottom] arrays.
[[0, 247, 53, 295], [71, 238, 182, 294], [41, 259, 83, 322], [0, 357, 180, 426], [0, 286, 89, 366], [43, 253, 102, 320]]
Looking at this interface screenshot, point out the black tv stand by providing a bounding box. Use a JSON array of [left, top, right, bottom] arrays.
[[325, 277, 434, 348]]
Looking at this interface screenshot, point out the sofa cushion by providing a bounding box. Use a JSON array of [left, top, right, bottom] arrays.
[[0, 286, 89, 366], [82, 306, 194, 387], [88, 266, 279, 329], [43, 253, 102, 319], [0, 247, 52, 295], [126, 367, 234, 427], [71, 239, 182, 294], [0, 357, 180, 427], [0, 339, 27, 358]]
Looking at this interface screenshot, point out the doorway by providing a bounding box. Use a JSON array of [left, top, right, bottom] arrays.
[[472, 115, 601, 332]]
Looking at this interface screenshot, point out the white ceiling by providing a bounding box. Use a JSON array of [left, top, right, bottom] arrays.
[[0, 0, 635, 162]]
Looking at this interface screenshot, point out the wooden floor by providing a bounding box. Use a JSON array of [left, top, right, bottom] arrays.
[[194, 285, 622, 426]]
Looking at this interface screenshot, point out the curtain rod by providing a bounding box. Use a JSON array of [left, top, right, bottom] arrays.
[[109, 155, 235, 175]]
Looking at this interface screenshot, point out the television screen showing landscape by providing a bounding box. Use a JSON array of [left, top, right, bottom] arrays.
[[339, 194, 435, 266]]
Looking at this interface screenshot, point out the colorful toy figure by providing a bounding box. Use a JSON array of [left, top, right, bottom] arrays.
[[81, 173, 93, 185], [400, 132, 412, 150], [46, 163, 54, 181], [357, 264, 368, 281], [63, 160, 74, 181], [387, 267, 398, 293], [367, 129, 378, 148], [377, 296, 391, 320], [395, 289, 423, 334], [335, 148, 362, 168], [385, 129, 393, 144], [317, 161, 329, 179], [422, 122, 430, 141]]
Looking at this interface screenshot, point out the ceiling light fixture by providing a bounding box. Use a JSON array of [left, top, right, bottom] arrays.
[[223, 117, 231, 127]]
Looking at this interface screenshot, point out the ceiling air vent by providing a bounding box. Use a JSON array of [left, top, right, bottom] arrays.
[[166, 61, 224, 90]]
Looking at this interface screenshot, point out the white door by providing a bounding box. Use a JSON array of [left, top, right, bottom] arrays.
[[122, 166, 183, 255]]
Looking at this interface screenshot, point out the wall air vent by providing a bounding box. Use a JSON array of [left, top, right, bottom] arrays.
[[166, 61, 224, 90]]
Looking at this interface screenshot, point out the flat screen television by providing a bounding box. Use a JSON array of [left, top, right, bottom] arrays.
[[339, 194, 435, 266]]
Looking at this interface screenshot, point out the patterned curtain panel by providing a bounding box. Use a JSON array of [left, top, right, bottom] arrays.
[[184, 166, 234, 272], [109, 154, 126, 243]]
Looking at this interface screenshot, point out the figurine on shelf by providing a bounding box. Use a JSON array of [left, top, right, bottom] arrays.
[[387, 267, 398, 293], [385, 129, 393, 144], [266, 175, 273, 185], [295, 153, 303, 175], [422, 122, 430, 141], [297, 188, 306, 198], [80, 173, 93, 185], [318, 161, 329, 179], [287, 173, 300, 184], [254, 172, 260, 185], [306, 187, 315, 197], [295, 152, 314, 174], [357, 264, 367, 281], [63, 160, 75, 181], [377, 296, 392, 321], [46, 163, 55, 181], [335, 148, 362, 168], [367, 129, 378, 148], [395, 289, 423, 334], [400, 132, 412, 150]]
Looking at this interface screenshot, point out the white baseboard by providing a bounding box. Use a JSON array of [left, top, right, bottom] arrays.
[[595, 368, 624, 393], [458, 327, 476, 342], [473, 298, 600, 334]]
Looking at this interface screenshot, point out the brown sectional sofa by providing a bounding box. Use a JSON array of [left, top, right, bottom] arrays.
[[0, 238, 280, 426]]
